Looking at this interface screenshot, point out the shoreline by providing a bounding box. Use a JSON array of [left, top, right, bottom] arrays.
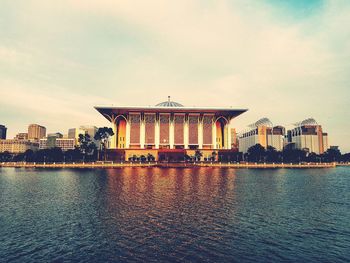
[[0, 162, 342, 169]]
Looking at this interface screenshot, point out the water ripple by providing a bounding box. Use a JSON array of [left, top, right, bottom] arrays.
[[0, 167, 350, 262]]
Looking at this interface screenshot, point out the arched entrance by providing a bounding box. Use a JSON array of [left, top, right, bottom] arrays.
[[215, 117, 228, 149], [116, 116, 127, 149]]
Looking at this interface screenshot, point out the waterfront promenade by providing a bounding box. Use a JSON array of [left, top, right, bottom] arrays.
[[0, 161, 340, 169]]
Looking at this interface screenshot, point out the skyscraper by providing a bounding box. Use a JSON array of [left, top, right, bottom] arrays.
[[28, 124, 46, 141], [0, 125, 7, 139], [68, 126, 98, 145]]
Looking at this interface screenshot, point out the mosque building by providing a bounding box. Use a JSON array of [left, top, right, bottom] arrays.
[[95, 97, 247, 161]]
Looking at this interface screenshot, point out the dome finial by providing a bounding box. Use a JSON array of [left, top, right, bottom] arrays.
[[155, 97, 184, 107]]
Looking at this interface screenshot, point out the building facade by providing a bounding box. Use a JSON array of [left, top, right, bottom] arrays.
[[286, 118, 328, 154], [231, 128, 238, 150], [14, 133, 28, 140], [95, 99, 247, 160], [0, 139, 39, 153], [0, 125, 7, 139], [55, 139, 75, 151], [39, 133, 74, 151], [68, 126, 98, 146], [238, 118, 285, 153], [28, 124, 46, 141]]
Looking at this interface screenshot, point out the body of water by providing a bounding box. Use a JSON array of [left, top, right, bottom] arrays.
[[0, 167, 349, 262]]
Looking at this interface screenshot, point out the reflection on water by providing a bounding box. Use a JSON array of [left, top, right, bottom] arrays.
[[0, 167, 349, 262]]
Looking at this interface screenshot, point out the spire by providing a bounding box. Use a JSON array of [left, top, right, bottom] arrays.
[[168, 96, 170, 102]]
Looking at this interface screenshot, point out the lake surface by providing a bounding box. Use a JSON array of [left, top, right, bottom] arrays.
[[0, 167, 349, 262]]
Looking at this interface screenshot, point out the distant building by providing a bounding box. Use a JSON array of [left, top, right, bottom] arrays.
[[28, 124, 46, 141], [55, 139, 75, 151], [39, 139, 47, 150], [39, 133, 74, 151], [47, 133, 63, 148], [231, 128, 238, 150], [0, 139, 38, 153], [0, 125, 7, 139], [238, 118, 285, 153], [286, 118, 328, 154], [68, 126, 98, 146], [14, 133, 28, 140]]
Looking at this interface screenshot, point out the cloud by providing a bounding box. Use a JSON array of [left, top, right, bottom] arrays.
[[0, 0, 349, 150]]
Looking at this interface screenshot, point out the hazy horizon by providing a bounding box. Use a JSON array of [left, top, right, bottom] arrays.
[[1, 0, 349, 152]]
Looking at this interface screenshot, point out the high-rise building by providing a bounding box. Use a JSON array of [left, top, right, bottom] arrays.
[[286, 118, 328, 154], [68, 126, 98, 145], [0, 125, 7, 139], [238, 118, 285, 153], [28, 124, 46, 141]]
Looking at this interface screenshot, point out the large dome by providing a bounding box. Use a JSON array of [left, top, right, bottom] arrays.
[[156, 97, 184, 107]]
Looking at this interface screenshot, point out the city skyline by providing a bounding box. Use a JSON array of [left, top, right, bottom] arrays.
[[0, 1, 349, 151]]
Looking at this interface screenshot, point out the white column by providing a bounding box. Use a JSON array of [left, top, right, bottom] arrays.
[[169, 115, 174, 149], [110, 120, 117, 149], [198, 117, 203, 149], [140, 115, 145, 149], [224, 124, 230, 149], [227, 124, 232, 150], [155, 116, 160, 149], [212, 121, 216, 149], [126, 119, 130, 149], [184, 115, 189, 149]]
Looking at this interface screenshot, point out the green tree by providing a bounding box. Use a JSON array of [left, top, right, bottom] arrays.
[[94, 127, 114, 161], [24, 149, 34, 162], [266, 146, 279, 163], [0, 151, 12, 162], [195, 150, 203, 161], [64, 147, 82, 162], [78, 133, 97, 162], [247, 144, 266, 162], [341, 153, 350, 162], [282, 149, 307, 163], [323, 148, 341, 162], [147, 153, 155, 162], [211, 151, 217, 162]]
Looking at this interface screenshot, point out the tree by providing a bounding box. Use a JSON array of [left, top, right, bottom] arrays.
[[94, 127, 114, 161], [147, 153, 155, 162], [24, 149, 34, 162], [282, 148, 307, 163], [65, 147, 82, 162], [341, 153, 350, 163], [247, 144, 266, 162], [0, 151, 12, 162], [195, 150, 203, 161], [266, 146, 279, 163], [306, 152, 318, 163], [211, 151, 217, 162], [78, 133, 97, 162], [323, 148, 341, 162], [140, 155, 147, 162]]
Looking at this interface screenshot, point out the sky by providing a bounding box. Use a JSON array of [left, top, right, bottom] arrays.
[[0, 0, 349, 151]]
